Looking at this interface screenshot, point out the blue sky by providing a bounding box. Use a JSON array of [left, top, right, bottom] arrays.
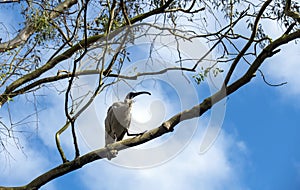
[[225, 79, 300, 190], [1, 2, 300, 190]]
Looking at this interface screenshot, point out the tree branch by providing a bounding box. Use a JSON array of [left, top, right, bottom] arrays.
[[9, 67, 195, 100], [129, 0, 174, 24]]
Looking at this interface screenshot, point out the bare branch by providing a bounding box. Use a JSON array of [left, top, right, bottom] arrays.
[[120, 0, 131, 25], [63, 0, 90, 161], [224, 0, 272, 86], [258, 69, 287, 87], [9, 66, 195, 100], [129, 0, 174, 24], [166, 0, 205, 14]]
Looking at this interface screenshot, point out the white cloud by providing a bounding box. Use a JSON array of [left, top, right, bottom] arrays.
[[0, 135, 55, 189], [38, 92, 69, 150], [264, 43, 300, 96], [0, 91, 66, 189], [79, 128, 249, 190], [247, 17, 300, 102]]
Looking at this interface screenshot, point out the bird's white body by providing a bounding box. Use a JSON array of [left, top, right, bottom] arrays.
[[105, 99, 133, 145], [104, 91, 151, 149]]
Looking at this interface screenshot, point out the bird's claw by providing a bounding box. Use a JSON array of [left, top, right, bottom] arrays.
[[139, 130, 147, 136], [107, 149, 118, 160]]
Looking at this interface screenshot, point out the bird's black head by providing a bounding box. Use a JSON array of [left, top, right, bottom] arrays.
[[125, 91, 151, 100]]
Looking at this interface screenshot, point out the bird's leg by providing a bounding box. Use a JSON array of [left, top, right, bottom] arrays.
[[113, 133, 118, 142], [106, 133, 118, 160], [126, 129, 147, 136], [106, 148, 118, 160]]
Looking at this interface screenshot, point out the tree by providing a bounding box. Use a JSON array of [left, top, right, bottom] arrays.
[[0, 0, 299, 189]]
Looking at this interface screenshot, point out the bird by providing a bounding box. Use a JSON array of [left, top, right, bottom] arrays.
[[104, 91, 151, 159]]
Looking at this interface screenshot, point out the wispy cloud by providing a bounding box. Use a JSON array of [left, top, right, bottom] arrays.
[[265, 43, 300, 96], [0, 135, 55, 189], [79, 127, 249, 190]]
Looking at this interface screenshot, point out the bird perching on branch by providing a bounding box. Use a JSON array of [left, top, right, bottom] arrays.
[[104, 91, 151, 159]]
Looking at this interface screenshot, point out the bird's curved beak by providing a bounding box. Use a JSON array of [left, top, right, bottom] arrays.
[[127, 91, 151, 99]]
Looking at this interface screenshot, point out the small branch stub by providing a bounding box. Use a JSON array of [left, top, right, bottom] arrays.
[[162, 122, 174, 131]]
